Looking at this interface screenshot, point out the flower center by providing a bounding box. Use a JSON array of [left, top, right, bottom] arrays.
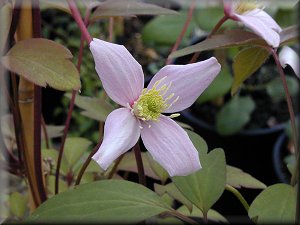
[[131, 77, 179, 121], [234, 1, 258, 14]]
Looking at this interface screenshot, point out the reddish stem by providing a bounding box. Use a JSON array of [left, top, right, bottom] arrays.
[[32, 0, 47, 202], [75, 140, 102, 186], [55, 8, 91, 193], [166, 0, 196, 65], [133, 142, 146, 186], [68, 0, 92, 44], [189, 15, 228, 64], [270, 48, 299, 223]]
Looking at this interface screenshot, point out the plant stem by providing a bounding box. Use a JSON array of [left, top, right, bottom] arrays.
[[55, 90, 76, 194], [54, 7, 91, 194], [270, 49, 298, 185], [271, 49, 300, 224], [41, 117, 49, 149], [32, 0, 47, 202], [16, 0, 42, 208], [133, 142, 146, 186], [167, 211, 198, 225], [75, 140, 102, 186], [108, 17, 114, 42], [166, 0, 196, 65], [107, 154, 125, 179], [189, 15, 228, 63], [67, 0, 92, 44], [225, 184, 249, 212]]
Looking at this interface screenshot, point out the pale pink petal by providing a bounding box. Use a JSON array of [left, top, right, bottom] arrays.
[[141, 115, 201, 176], [147, 57, 221, 113], [279, 46, 300, 78], [92, 108, 141, 170], [89, 38, 144, 106], [234, 9, 281, 47], [223, 0, 234, 17]]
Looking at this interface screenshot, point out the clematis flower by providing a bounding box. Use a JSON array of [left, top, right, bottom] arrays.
[[279, 46, 299, 78], [89, 38, 221, 176], [223, 0, 282, 48]]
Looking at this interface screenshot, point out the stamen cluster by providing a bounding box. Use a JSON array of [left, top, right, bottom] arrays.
[[131, 77, 179, 122]]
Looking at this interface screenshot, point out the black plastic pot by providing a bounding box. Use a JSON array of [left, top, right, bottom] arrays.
[[180, 109, 286, 186], [272, 132, 291, 184]]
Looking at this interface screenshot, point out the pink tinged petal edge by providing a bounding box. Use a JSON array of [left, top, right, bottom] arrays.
[[234, 9, 282, 48], [279, 46, 300, 78], [92, 108, 141, 170], [141, 115, 201, 176], [89, 38, 144, 106], [147, 57, 221, 113], [223, 0, 234, 17]]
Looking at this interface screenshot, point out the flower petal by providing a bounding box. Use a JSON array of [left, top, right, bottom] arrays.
[[92, 108, 140, 170], [223, 0, 234, 17], [147, 57, 221, 113], [141, 115, 201, 176], [90, 38, 144, 106], [234, 9, 281, 47], [279, 46, 299, 78]]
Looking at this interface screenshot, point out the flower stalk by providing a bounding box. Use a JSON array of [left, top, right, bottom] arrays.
[[270, 48, 298, 186]]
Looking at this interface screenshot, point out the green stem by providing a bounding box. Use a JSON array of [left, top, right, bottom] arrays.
[[189, 15, 228, 63], [225, 184, 249, 212]]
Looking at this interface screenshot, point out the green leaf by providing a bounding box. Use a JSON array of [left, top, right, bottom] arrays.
[[46, 175, 68, 195], [40, 0, 71, 14], [186, 130, 208, 154], [63, 137, 92, 169], [65, 93, 115, 122], [248, 184, 296, 224], [90, 0, 177, 21], [197, 67, 233, 104], [194, 7, 235, 31], [154, 183, 193, 212], [266, 76, 299, 102], [172, 145, 226, 214], [231, 47, 270, 95], [9, 192, 28, 218], [2, 38, 80, 91], [226, 165, 266, 189], [45, 125, 64, 139], [280, 25, 300, 45], [216, 96, 255, 136], [26, 180, 172, 223], [118, 151, 160, 180], [169, 30, 267, 59], [177, 205, 228, 223], [146, 152, 169, 184], [42, 148, 68, 175], [275, 7, 298, 28], [142, 10, 195, 46]]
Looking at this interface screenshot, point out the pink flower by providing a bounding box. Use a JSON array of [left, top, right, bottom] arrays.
[[279, 46, 299, 78], [223, 0, 282, 48], [89, 38, 221, 176]]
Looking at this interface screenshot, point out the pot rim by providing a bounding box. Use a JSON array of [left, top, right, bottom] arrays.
[[181, 109, 287, 136], [272, 132, 290, 184]]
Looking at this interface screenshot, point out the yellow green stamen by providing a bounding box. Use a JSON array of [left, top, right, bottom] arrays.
[[234, 1, 258, 14], [132, 77, 179, 121]]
